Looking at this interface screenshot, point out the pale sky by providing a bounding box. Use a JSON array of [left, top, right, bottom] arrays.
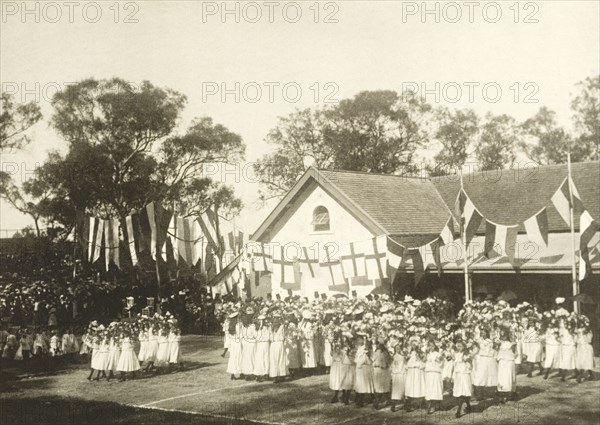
[[1, 0, 599, 235]]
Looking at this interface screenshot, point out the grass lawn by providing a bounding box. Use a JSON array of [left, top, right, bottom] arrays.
[[1, 335, 599, 425]]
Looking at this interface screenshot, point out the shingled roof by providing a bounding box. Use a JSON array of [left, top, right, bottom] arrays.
[[252, 162, 599, 244]]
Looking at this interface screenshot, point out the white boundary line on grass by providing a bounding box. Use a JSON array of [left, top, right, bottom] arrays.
[[139, 381, 258, 407], [130, 404, 287, 425]]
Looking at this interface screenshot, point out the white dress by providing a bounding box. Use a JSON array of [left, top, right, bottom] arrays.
[[145, 329, 158, 363], [522, 327, 542, 363], [559, 329, 576, 370], [452, 352, 472, 397], [155, 334, 170, 366], [576, 331, 594, 371], [269, 325, 287, 378], [168, 331, 181, 364], [543, 329, 561, 369], [227, 323, 242, 375], [323, 338, 333, 367], [373, 349, 392, 393], [329, 349, 343, 390], [90, 341, 101, 369], [391, 353, 407, 401], [223, 319, 230, 349], [253, 326, 270, 376], [354, 346, 375, 393], [137, 331, 148, 363], [473, 338, 498, 387], [424, 351, 443, 401], [497, 341, 516, 392], [339, 350, 356, 390], [405, 351, 425, 398], [241, 324, 257, 375], [106, 338, 121, 372], [117, 338, 140, 372], [300, 320, 317, 368], [95, 340, 109, 371]]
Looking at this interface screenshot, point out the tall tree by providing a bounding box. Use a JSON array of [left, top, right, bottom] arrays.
[[571, 75, 599, 161], [476, 113, 521, 170], [0, 92, 42, 152], [430, 107, 479, 175], [520, 106, 572, 164]]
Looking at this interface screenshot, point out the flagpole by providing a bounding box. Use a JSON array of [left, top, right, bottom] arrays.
[[72, 221, 78, 279], [567, 153, 580, 314], [460, 173, 471, 304]]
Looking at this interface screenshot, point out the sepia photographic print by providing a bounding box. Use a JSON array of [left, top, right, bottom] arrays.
[[1, 1, 599, 424]]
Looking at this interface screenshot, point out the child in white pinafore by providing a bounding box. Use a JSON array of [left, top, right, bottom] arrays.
[[496, 329, 516, 403], [339, 345, 356, 405], [253, 315, 270, 381], [522, 320, 543, 377], [424, 340, 444, 414], [226, 313, 242, 379], [453, 340, 473, 418], [105, 324, 121, 381], [390, 343, 407, 412], [372, 342, 392, 409], [168, 322, 183, 371], [137, 327, 148, 365], [144, 324, 159, 371], [269, 314, 288, 383], [404, 339, 425, 412], [575, 322, 594, 383], [155, 325, 171, 371], [94, 331, 109, 381], [329, 346, 343, 403], [542, 326, 561, 379], [473, 328, 497, 400], [353, 335, 374, 407], [241, 309, 257, 380], [117, 331, 140, 381]]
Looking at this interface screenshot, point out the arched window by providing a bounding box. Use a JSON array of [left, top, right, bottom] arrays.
[[312, 206, 330, 232]]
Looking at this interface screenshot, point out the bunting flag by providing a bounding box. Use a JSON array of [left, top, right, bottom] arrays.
[[198, 210, 219, 251], [125, 215, 138, 266], [386, 237, 405, 279], [175, 217, 204, 267], [407, 248, 425, 286], [551, 176, 583, 225], [164, 214, 178, 264], [579, 210, 600, 280], [250, 242, 273, 272], [340, 241, 366, 279], [299, 246, 319, 279], [87, 217, 99, 263], [320, 244, 347, 292], [419, 238, 443, 276], [146, 203, 158, 260], [524, 207, 549, 248], [75, 211, 89, 257], [272, 246, 298, 290], [455, 189, 482, 245], [90, 218, 104, 264], [364, 236, 387, 281], [484, 221, 519, 263], [103, 219, 120, 270], [440, 217, 455, 245], [236, 230, 246, 254]]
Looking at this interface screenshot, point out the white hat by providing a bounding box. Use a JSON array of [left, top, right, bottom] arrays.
[[555, 297, 565, 305], [257, 314, 266, 320], [228, 312, 239, 319], [302, 310, 312, 319]]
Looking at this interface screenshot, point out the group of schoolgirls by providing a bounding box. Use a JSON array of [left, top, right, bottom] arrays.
[[81, 314, 182, 382], [0, 326, 79, 362]]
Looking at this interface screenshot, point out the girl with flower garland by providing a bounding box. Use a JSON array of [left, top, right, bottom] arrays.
[[473, 328, 497, 400], [496, 328, 517, 403], [353, 334, 374, 408], [329, 342, 343, 403], [241, 307, 257, 380], [404, 336, 425, 412], [116, 325, 140, 381], [285, 321, 302, 378], [339, 335, 356, 405], [575, 318, 594, 383], [522, 318, 543, 377], [254, 313, 270, 381], [137, 323, 148, 366], [168, 320, 183, 371], [269, 311, 288, 383], [94, 327, 109, 381], [155, 322, 171, 373], [372, 340, 392, 409], [424, 338, 444, 414], [390, 341, 407, 412], [558, 318, 576, 382], [143, 321, 159, 372], [105, 323, 121, 381], [452, 340, 472, 418], [226, 312, 242, 380], [221, 315, 230, 358], [88, 325, 104, 381], [299, 310, 317, 375], [542, 321, 561, 380]]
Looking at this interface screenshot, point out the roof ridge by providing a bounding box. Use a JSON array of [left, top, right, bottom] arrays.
[[317, 167, 430, 181]]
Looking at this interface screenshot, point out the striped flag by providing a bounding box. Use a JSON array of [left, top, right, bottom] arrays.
[[364, 236, 387, 281], [146, 203, 158, 260], [484, 221, 519, 263], [408, 248, 425, 286], [198, 210, 219, 253], [125, 214, 139, 266], [250, 242, 273, 272], [163, 214, 178, 264], [340, 241, 366, 279], [440, 217, 455, 245], [524, 208, 549, 248], [579, 210, 600, 280], [104, 218, 120, 270], [386, 237, 405, 279], [456, 189, 482, 245], [551, 176, 583, 225], [90, 218, 104, 264], [419, 238, 443, 276]]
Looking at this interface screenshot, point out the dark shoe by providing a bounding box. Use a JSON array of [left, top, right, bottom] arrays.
[[330, 394, 339, 404], [391, 403, 396, 412], [527, 372, 532, 378]]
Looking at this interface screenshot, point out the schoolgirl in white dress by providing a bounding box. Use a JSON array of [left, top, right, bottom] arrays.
[[329, 347, 343, 402], [241, 308, 257, 380], [117, 331, 140, 381], [522, 320, 543, 377], [390, 343, 407, 412], [226, 313, 243, 379], [269, 313, 287, 382], [168, 321, 183, 370], [558, 323, 576, 381], [155, 325, 171, 370], [253, 315, 271, 381], [339, 344, 356, 405], [299, 310, 317, 373], [543, 326, 561, 379], [452, 340, 473, 418], [473, 329, 497, 399], [143, 323, 159, 371], [575, 323, 594, 382], [404, 339, 425, 412], [372, 342, 392, 409], [137, 327, 148, 364], [353, 335, 375, 407], [496, 330, 516, 402], [424, 340, 444, 414], [105, 325, 122, 381]]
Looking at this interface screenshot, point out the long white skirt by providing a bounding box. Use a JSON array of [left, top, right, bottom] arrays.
[[405, 368, 425, 398], [117, 349, 140, 372], [424, 371, 443, 400], [253, 341, 270, 376], [522, 342, 542, 363], [169, 342, 181, 364], [354, 365, 375, 393], [155, 341, 170, 366], [90, 349, 102, 370], [323, 341, 332, 367], [374, 367, 391, 393], [106, 349, 121, 372], [559, 345, 576, 370], [442, 360, 454, 381], [286, 342, 301, 370], [339, 364, 355, 390], [138, 340, 148, 362], [145, 340, 158, 363], [543, 344, 560, 369], [269, 341, 287, 378], [497, 360, 516, 392], [453, 371, 472, 397], [303, 339, 317, 369], [227, 340, 242, 375], [473, 356, 498, 387], [576, 343, 594, 370], [241, 340, 256, 375], [329, 359, 342, 390], [391, 372, 406, 400]]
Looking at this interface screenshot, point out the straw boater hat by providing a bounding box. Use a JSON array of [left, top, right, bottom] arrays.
[[228, 311, 239, 319], [380, 305, 390, 314], [257, 313, 266, 320]]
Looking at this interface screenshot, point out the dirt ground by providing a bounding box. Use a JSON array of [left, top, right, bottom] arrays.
[[1, 335, 599, 425]]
